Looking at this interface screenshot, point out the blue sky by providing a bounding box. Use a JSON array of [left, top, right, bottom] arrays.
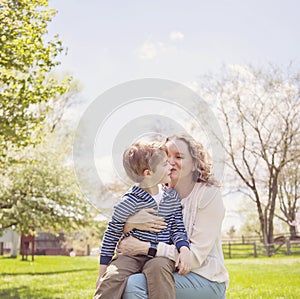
[[48, 0, 300, 231], [48, 0, 300, 100]]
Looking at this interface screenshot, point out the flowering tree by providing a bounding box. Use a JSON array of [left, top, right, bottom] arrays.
[[0, 0, 89, 234], [277, 158, 300, 239], [198, 64, 300, 254], [0, 131, 90, 234]]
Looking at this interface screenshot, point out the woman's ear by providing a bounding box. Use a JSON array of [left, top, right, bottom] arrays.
[[143, 169, 151, 177]]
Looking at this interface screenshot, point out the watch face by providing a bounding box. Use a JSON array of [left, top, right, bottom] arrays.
[[148, 247, 157, 257]]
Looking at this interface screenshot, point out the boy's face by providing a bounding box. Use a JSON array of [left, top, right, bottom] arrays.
[[150, 151, 172, 185]]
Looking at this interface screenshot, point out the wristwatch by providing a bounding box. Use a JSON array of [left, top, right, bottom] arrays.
[[147, 242, 157, 258]]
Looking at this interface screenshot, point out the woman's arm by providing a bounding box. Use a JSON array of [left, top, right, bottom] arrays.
[[118, 208, 167, 255], [117, 235, 150, 255], [123, 208, 167, 234]]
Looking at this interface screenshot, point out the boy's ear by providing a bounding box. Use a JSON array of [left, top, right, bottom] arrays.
[[143, 169, 151, 177]]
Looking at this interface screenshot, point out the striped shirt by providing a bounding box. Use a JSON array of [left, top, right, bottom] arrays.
[[100, 184, 189, 265]]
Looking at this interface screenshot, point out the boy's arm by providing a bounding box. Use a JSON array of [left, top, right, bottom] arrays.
[[100, 196, 136, 264], [170, 195, 190, 251], [170, 193, 191, 275]]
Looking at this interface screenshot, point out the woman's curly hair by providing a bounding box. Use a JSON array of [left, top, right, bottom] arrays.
[[166, 134, 219, 186]]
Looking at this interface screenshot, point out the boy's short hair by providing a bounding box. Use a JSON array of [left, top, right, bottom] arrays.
[[123, 140, 167, 183]]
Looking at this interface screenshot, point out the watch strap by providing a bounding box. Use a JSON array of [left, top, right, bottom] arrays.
[[147, 242, 157, 257]]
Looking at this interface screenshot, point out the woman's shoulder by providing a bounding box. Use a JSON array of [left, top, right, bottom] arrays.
[[193, 182, 221, 194], [193, 183, 222, 209]]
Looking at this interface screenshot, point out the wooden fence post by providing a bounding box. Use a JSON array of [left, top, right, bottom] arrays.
[[253, 242, 257, 258], [286, 238, 291, 255], [228, 242, 231, 259]]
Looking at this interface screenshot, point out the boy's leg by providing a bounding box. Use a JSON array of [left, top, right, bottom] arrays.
[[94, 255, 147, 299], [142, 257, 176, 299]]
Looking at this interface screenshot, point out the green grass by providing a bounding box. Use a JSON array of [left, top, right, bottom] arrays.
[[0, 255, 299, 298], [0, 256, 98, 298], [225, 256, 300, 299]]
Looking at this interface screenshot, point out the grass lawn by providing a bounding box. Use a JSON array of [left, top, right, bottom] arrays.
[[225, 256, 300, 299], [0, 255, 299, 298], [0, 255, 98, 298]]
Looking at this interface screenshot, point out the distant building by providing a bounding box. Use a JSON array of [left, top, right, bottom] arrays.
[[0, 230, 19, 257], [0, 231, 70, 256]]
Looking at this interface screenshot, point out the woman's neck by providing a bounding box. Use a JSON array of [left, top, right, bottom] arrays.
[[171, 178, 196, 199]]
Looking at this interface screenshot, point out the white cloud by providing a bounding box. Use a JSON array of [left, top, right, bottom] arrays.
[[136, 40, 176, 61], [169, 31, 184, 41], [136, 32, 183, 60], [138, 41, 158, 60]]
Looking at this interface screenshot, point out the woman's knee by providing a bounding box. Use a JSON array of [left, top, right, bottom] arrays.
[[122, 274, 148, 299], [174, 272, 226, 299]]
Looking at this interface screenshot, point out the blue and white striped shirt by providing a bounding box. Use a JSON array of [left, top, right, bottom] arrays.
[[100, 185, 189, 264]]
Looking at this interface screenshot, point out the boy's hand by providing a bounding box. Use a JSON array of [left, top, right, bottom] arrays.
[[175, 246, 191, 275]]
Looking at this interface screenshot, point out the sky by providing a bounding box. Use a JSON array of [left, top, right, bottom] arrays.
[[47, 0, 300, 232], [48, 0, 300, 100]]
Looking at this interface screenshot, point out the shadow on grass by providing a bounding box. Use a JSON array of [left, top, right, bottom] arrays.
[[0, 286, 53, 299], [1, 267, 96, 276]]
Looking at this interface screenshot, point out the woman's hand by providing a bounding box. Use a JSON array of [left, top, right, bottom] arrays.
[[175, 246, 191, 275], [117, 236, 150, 256], [123, 208, 167, 233]]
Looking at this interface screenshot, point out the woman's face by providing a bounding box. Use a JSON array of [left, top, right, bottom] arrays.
[[166, 139, 195, 185]]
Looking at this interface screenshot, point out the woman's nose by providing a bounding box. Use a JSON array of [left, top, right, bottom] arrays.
[[168, 157, 175, 165]]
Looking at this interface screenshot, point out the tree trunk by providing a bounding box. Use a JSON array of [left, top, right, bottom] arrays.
[[289, 225, 298, 239]]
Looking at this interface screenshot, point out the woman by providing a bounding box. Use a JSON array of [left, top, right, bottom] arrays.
[[118, 134, 229, 299]]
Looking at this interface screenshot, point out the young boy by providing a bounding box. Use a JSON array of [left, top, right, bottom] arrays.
[[93, 140, 190, 299]]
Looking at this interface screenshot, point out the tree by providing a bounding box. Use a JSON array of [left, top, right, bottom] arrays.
[[0, 0, 71, 159], [199, 64, 300, 255], [0, 76, 90, 234], [226, 225, 236, 239], [277, 158, 300, 239], [0, 131, 90, 234]]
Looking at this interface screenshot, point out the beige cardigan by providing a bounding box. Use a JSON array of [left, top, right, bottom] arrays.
[[156, 183, 230, 287]]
